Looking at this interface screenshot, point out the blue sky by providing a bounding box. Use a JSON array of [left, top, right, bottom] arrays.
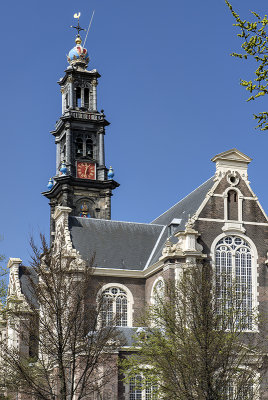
[[0, 0, 268, 265]]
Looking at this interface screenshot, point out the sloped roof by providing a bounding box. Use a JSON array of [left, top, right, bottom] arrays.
[[116, 326, 147, 346], [148, 176, 215, 265], [69, 217, 164, 270], [69, 177, 215, 270], [19, 265, 38, 308]]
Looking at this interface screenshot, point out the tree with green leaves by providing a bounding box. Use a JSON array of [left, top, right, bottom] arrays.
[[226, 1, 268, 131], [122, 262, 264, 400]]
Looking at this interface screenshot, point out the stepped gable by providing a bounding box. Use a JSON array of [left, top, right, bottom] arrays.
[[148, 177, 215, 267], [69, 216, 164, 270]]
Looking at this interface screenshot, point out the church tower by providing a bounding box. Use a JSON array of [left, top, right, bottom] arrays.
[[43, 16, 119, 236]]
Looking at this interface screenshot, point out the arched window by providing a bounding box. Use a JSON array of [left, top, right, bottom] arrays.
[[127, 374, 158, 400], [227, 190, 238, 220], [99, 286, 133, 327], [215, 236, 253, 330], [75, 137, 83, 157], [224, 377, 256, 399]]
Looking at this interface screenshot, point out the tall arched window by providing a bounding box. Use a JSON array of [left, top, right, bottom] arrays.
[[100, 286, 132, 327], [215, 236, 253, 330], [127, 374, 158, 400], [225, 382, 254, 399]]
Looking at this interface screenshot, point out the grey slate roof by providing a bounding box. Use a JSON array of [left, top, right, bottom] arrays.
[[19, 265, 38, 308], [116, 327, 144, 347], [148, 176, 215, 265], [69, 217, 164, 270], [69, 177, 215, 270]]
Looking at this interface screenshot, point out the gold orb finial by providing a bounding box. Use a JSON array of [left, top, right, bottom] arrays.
[[75, 35, 82, 45]]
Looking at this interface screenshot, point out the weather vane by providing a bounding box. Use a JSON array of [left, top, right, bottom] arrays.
[[70, 12, 85, 36]]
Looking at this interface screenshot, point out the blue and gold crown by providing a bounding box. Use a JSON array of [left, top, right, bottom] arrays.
[[67, 35, 89, 67]]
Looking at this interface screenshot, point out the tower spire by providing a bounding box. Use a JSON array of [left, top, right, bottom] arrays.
[[43, 13, 119, 238]]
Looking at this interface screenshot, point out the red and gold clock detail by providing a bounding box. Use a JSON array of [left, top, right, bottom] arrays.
[[77, 162, 96, 180]]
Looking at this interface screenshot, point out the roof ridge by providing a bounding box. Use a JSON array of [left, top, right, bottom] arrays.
[[150, 176, 215, 224], [144, 226, 166, 270], [71, 216, 165, 227]]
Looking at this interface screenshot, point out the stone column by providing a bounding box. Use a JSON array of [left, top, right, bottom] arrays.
[[66, 124, 71, 173], [68, 77, 74, 108], [81, 87, 85, 108], [61, 88, 65, 114], [98, 127, 105, 166], [56, 141, 60, 175], [92, 79, 98, 111]]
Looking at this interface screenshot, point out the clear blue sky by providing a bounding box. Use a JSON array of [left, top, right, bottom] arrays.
[[0, 0, 267, 265]]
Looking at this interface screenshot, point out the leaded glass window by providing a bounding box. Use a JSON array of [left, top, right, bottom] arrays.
[[215, 236, 253, 330], [129, 375, 158, 400], [100, 287, 128, 327], [223, 381, 254, 399]]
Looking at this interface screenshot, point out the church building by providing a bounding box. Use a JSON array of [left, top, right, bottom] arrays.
[[1, 15, 268, 400]]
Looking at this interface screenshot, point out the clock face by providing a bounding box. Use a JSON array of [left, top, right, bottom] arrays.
[[77, 162, 96, 180]]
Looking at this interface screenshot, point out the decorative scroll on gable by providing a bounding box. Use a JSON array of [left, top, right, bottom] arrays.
[[6, 258, 29, 312], [53, 206, 85, 269], [160, 219, 204, 263]]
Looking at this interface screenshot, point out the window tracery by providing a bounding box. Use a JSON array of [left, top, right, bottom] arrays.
[[224, 380, 255, 399], [215, 235, 253, 330], [100, 286, 130, 327], [127, 374, 158, 400]]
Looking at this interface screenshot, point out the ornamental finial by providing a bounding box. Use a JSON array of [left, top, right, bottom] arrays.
[[108, 166, 114, 180], [70, 12, 85, 43], [67, 13, 89, 68]]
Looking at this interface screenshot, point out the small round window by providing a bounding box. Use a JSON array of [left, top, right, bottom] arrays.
[[227, 173, 239, 186]]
